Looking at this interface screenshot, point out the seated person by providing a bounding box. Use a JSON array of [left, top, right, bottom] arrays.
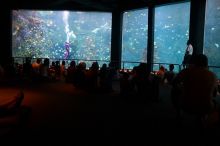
[[0, 91, 24, 117], [172, 54, 218, 116]]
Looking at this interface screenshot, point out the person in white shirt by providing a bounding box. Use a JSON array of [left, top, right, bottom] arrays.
[[182, 40, 193, 68], [186, 40, 193, 55]]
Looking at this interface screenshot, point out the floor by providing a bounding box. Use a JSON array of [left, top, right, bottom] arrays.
[[0, 80, 220, 145]]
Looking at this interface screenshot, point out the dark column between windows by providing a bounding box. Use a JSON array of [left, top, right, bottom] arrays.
[[147, 5, 155, 72], [189, 0, 206, 54], [111, 10, 123, 69]]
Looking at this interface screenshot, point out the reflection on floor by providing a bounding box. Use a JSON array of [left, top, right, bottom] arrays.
[[0, 81, 220, 145]]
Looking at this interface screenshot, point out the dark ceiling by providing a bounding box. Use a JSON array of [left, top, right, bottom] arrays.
[[9, 0, 187, 11]]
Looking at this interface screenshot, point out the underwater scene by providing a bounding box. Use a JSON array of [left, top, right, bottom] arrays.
[[122, 3, 190, 70], [204, 0, 220, 79], [12, 1, 220, 79], [122, 8, 148, 69], [154, 3, 190, 66], [12, 10, 112, 65]]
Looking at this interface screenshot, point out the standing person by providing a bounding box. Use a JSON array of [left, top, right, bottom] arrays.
[[172, 54, 219, 126], [163, 64, 176, 84], [32, 58, 41, 78], [60, 61, 66, 81], [182, 40, 193, 68], [66, 60, 76, 83]]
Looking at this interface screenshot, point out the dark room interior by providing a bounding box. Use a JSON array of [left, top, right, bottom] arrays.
[[0, 0, 220, 145]]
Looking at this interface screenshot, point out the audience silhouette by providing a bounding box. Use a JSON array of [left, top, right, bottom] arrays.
[[172, 54, 219, 127], [163, 64, 176, 84]]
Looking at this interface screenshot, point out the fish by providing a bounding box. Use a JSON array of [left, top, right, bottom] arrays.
[[164, 25, 170, 28], [91, 22, 110, 33], [69, 31, 77, 39], [91, 28, 100, 33]]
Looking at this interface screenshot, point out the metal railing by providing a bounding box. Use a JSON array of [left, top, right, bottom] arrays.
[[12, 57, 220, 78], [13, 57, 111, 69]]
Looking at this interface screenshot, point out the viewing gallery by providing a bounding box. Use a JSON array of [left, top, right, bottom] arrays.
[[0, 0, 220, 145], [8, 0, 220, 77]]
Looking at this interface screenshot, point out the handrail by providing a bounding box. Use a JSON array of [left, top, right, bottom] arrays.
[[12, 57, 220, 70], [208, 66, 220, 68]]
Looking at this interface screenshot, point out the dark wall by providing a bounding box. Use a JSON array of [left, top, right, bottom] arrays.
[[0, 6, 11, 66]]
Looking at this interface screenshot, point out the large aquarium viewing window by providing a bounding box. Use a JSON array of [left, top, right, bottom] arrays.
[[122, 8, 148, 69], [204, 0, 220, 79], [154, 2, 190, 70], [12, 10, 112, 63]]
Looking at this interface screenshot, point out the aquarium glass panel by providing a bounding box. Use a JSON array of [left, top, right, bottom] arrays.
[[154, 2, 190, 67], [204, 0, 220, 79], [122, 8, 148, 69], [12, 10, 112, 63]]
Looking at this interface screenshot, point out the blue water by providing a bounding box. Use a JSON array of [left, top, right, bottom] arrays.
[[204, 0, 220, 79], [12, 10, 112, 64], [122, 8, 148, 69], [121, 3, 190, 71], [12, 2, 220, 79]]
